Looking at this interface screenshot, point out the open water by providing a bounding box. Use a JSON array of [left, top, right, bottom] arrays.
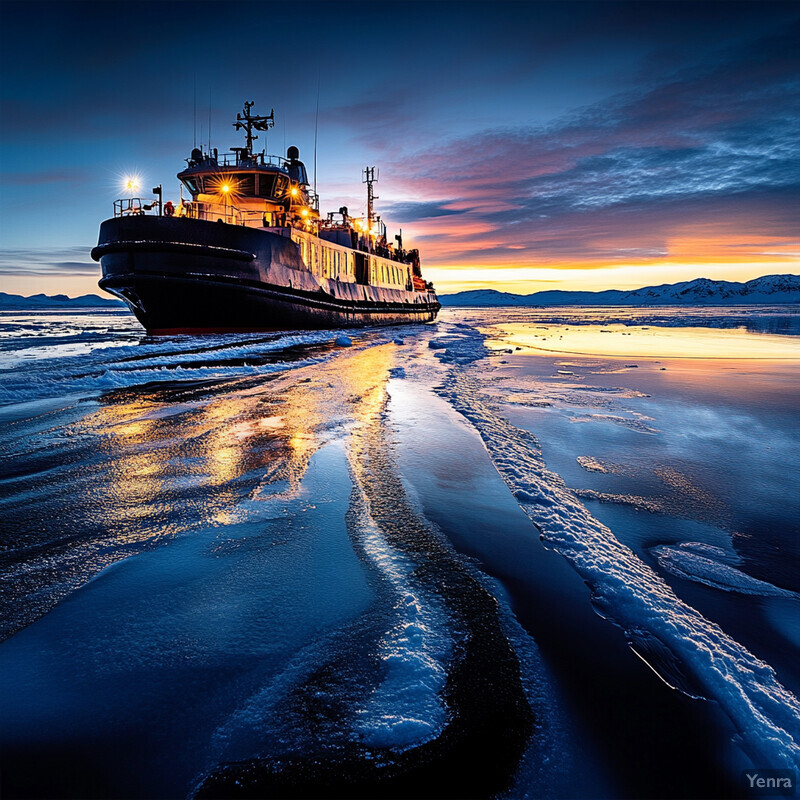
[[1, 305, 798, 799]]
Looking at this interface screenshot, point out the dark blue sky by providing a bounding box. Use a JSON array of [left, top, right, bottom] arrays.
[[1, 1, 798, 295]]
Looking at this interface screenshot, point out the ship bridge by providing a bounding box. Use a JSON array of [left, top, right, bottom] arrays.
[[176, 102, 318, 229], [178, 156, 291, 203]]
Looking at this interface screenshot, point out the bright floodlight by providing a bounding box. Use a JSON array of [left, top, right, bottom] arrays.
[[221, 183, 231, 194], [123, 174, 141, 194]]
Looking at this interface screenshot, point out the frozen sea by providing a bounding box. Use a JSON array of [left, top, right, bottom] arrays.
[[0, 305, 798, 799]]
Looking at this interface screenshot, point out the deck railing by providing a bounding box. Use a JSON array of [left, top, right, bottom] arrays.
[[113, 198, 156, 217], [181, 203, 290, 228], [188, 152, 290, 169]]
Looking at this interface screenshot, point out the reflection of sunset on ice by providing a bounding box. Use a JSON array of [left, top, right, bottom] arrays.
[[493, 322, 800, 359]]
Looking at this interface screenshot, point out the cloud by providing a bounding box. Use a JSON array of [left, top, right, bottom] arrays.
[[376, 20, 800, 269], [0, 247, 98, 276], [0, 169, 92, 186], [385, 201, 466, 221]]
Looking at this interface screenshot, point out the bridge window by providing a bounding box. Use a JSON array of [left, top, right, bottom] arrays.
[[233, 173, 255, 196], [198, 173, 256, 196], [257, 174, 276, 197]]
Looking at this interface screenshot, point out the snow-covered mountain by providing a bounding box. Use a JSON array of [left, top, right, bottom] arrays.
[[441, 274, 800, 307], [0, 292, 125, 310], [3, 275, 798, 311]]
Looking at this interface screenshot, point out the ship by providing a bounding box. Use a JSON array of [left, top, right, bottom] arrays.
[[92, 101, 440, 334]]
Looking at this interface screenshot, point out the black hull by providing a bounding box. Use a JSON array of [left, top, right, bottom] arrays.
[[99, 272, 440, 333], [93, 216, 440, 334]]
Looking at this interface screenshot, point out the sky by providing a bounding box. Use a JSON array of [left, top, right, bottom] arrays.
[[0, 0, 798, 297]]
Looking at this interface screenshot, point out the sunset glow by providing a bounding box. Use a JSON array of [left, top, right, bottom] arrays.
[[0, 1, 797, 297]]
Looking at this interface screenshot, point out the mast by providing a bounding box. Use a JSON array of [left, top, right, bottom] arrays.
[[233, 101, 275, 156], [363, 166, 378, 253]]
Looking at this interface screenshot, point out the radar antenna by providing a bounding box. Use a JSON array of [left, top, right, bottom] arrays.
[[234, 101, 275, 154]]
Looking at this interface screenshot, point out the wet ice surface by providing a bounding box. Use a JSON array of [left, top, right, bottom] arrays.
[[429, 314, 800, 771], [1, 306, 799, 798], [2, 442, 375, 797], [474, 310, 800, 669]]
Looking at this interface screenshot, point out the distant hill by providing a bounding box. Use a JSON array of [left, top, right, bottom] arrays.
[[4, 274, 798, 311], [441, 274, 800, 307], [0, 292, 125, 310]]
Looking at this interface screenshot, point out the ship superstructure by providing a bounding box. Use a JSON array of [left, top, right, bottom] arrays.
[[92, 101, 439, 334]]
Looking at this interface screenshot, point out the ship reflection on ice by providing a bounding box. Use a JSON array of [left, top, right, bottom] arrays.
[[78, 342, 398, 531]]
